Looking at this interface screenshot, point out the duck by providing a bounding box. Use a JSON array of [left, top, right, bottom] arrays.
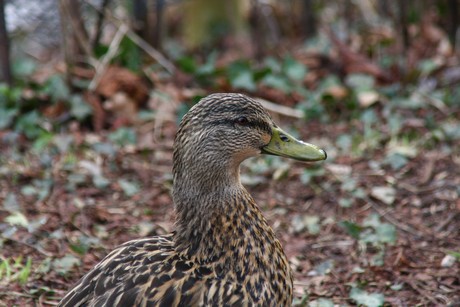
[[59, 93, 327, 306]]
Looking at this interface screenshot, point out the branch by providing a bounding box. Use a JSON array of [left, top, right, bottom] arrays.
[[254, 98, 304, 119], [89, 24, 128, 90], [59, 0, 93, 57], [85, 0, 176, 74], [92, 0, 111, 49]]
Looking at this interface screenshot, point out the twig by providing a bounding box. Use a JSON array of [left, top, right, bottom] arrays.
[[254, 98, 304, 119], [365, 197, 423, 237], [311, 240, 354, 249], [434, 211, 459, 233], [84, 0, 176, 74], [59, 0, 93, 58], [92, 0, 111, 49], [123, 24, 175, 74], [4, 238, 52, 257], [0, 291, 36, 299], [89, 24, 128, 90], [404, 279, 441, 305]]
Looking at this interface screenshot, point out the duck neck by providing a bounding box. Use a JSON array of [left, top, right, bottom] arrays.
[[172, 162, 275, 260]]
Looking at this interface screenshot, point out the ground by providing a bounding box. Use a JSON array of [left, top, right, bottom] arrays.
[[0, 99, 459, 306]]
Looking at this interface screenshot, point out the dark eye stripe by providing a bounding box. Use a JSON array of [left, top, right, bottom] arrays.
[[208, 119, 271, 134]]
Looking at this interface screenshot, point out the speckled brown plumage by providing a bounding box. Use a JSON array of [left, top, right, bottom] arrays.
[[59, 93, 326, 306]]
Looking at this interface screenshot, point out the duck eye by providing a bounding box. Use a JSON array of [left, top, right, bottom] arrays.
[[235, 116, 250, 126]]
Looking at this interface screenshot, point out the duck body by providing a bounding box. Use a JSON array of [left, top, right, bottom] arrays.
[[61, 194, 292, 306], [59, 93, 326, 306]]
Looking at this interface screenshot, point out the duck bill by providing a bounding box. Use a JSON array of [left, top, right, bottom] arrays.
[[261, 126, 327, 162]]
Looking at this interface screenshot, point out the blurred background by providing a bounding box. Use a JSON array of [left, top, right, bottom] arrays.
[[0, 0, 459, 306]]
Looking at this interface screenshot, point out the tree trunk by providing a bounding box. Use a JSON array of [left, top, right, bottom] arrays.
[[302, 0, 317, 39], [0, 0, 12, 85]]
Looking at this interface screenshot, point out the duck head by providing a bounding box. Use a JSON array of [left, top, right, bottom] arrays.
[[172, 93, 326, 196]]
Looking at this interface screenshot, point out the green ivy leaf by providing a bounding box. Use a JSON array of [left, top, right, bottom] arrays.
[[108, 128, 137, 146], [283, 57, 306, 81], [70, 95, 92, 121], [350, 287, 385, 307], [0, 109, 18, 129], [44, 75, 70, 102], [339, 221, 362, 239], [230, 70, 256, 91], [15, 111, 43, 139], [308, 298, 335, 307], [52, 254, 81, 275], [262, 75, 291, 93], [118, 179, 139, 197]]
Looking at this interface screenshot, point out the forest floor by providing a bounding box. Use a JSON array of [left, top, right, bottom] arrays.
[[1, 88, 459, 306], [1, 16, 460, 304]]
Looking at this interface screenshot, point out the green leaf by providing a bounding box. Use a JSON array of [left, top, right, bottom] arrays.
[[375, 223, 397, 244], [308, 298, 335, 307], [384, 153, 408, 170], [345, 74, 375, 91], [390, 283, 404, 291], [177, 56, 197, 73], [93, 174, 110, 189], [92, 142, 117, 156], [230, 70, 256, 91], [291, 215, 320, 234], [338, 197, 353, 208], [12, 58, 37, 78], [362, 214, 397, 245], [69, 235, 100, 255], [300, 167, 325, 184], [339, 221, 362, 239], [441, 121, 460, 140], [2, 193, 19, 212], [263, 57, 282, 73], [44, 75, 70, 102], [70, 94, 92, 120], [117, 37, 142, 71], [283, 57, 306, 81], [196, 52, 217, 75], [361, 109, 378, 126], [52, 254, 81, 275], [418, 59, 440, 75], [313, 259, 334, 275], [362, 213, 381, 228], [447, 251, 460, 259], [5, 212, 29, 228], [349, 287, 385, 307], [262, 75, 291, 93], [227, 61, 256, 91], [0, 108, 18, 129], [108, 128, 137, 146], [392, 97, 424, 109], [118, 179, 139, 197], [32, 132, 54, 152], [14, 111, 43, 139], [336, 134, 352, 152], [0, 258, 12, 280], [387, 115, 403, 136], [18, 257, 32, 284]]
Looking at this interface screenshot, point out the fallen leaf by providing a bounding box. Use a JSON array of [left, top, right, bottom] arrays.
[[358, 91, 379, 107], [371, 186, 396, 205]]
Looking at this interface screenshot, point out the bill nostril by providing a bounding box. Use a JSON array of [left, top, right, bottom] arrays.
[[280, 134, 290, 142]]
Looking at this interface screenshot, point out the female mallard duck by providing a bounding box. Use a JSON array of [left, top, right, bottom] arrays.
[[59, 93, 326, 306]]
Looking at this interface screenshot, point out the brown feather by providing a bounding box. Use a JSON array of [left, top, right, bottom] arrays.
[[59, 94, 294, 306]]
